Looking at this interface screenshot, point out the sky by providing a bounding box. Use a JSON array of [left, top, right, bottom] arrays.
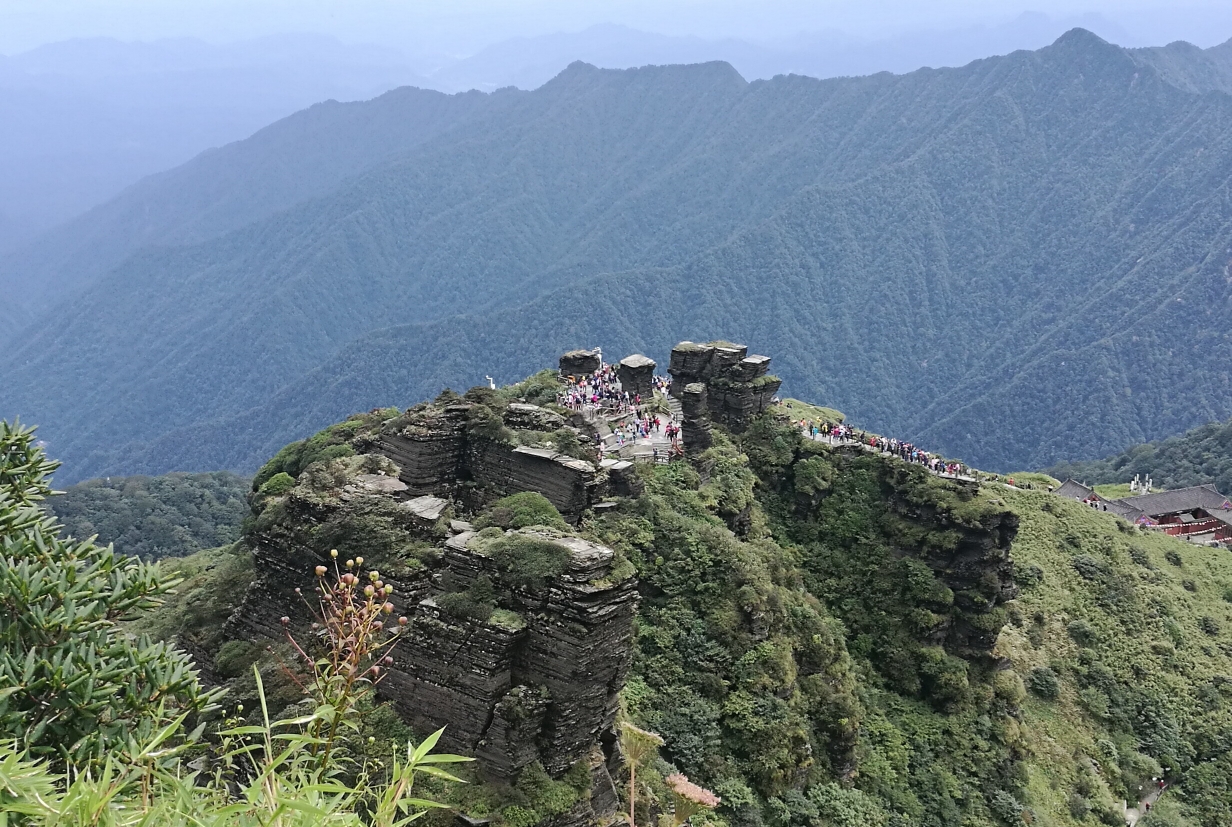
[[3, 0, 1232, 56]]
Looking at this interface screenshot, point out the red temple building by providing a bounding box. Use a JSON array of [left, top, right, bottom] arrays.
[[1054, 480, 1232, 545]]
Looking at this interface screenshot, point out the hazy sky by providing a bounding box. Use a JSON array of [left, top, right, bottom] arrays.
[[3, 0, 1232, 56]]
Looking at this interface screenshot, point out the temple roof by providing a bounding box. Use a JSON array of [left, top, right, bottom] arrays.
[[1109, 484, 1232, 518], [1054, 479, 1096, 500]]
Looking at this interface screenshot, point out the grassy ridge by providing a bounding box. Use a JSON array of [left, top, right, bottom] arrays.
[[997, 485, 1232, 826]]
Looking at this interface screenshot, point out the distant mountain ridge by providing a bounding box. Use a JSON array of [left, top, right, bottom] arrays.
[[6, 29, 1232, 481], [0, 83, 514, 323], [0, 34, 432, 256]]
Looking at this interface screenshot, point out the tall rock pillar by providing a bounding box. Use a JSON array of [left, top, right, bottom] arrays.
[[681, 383, 713, 455]]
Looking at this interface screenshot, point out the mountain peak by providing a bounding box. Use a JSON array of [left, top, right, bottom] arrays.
[[545, 58, 746, 92], [1051, 27, 1115, 53], [1042, 27, 1135, 75]]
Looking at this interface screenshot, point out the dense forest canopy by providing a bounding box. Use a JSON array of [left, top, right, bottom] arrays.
[[1047, 415, 1232, 494], [46, 471, 249, 559], [5, 30, 1232, 481]]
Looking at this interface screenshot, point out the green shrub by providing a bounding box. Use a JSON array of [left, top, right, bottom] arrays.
[[1067, 619, 1097, 645], [485, 534, 571, 590], [466, 403, 512, 442], [476, 492, 568, 531], [1067, 793, 1091, 819], [1129, 546, 1156, 569], [1013, 562, 1044, 589], [252, 420, 363, 490], [1165, 549, 1183, 567], [259, 471, 297, 496], [993, 670, 1027, 705], [498, 370, 566, 407], [1072, 554, 1107, 580], [547, 428, 590, 461], [492, 761, 590, 827], [438, 575, 498, 621], [1026, 666, 1060, 700], [1199, 616, 1221, 636], [988, 789, 1024, 824]]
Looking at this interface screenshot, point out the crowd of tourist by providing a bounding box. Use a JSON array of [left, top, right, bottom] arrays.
[[558, 365, 648, 414], [798, 419, 972, 479], [609, 413, 676, 447], [558, 365, 681, 460], [558, 366, 970, 479]]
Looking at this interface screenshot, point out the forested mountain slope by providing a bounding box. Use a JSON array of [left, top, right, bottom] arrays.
[[1131, 37, 1232, 95], [6, 29, 1232, 481], [47, 471, 249, 560], [1047, 416, 1232, 493], [0, 84, 512, 324]]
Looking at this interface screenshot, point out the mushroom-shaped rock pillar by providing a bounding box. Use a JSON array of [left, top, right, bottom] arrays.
[[559, 349, 602, 377], [616, 354, 656, 400]]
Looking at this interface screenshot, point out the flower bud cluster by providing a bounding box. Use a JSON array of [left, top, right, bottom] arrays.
[[277, 549, 411, 756]]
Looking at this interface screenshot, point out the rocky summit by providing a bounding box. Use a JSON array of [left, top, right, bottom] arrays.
[[183, 339, 1107, 827]]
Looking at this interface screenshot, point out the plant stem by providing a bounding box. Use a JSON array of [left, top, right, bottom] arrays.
[[629, 762, 636, 827]]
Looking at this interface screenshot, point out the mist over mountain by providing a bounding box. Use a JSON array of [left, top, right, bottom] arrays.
[[5, 29, 1232, 482], [0, 34, 429, 252], [0, 81, 513, 322], [432, 12, 1127, 93], [0, 11, 1163, 257]]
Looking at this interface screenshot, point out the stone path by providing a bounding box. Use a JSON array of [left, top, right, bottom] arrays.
[[574, 393, 680, 464], [1125, 782, 1168, 826], [573, 376, 974, 479]]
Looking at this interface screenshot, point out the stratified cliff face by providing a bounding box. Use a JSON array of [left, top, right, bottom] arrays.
[[392, 528, 636, 779], [224, 390, 639, 809], [369, 400, 607, 521], [878, 462, 1019, 660]]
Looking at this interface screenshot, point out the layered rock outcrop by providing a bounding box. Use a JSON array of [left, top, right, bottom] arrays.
[[680, 383, 712, 455], [373, 400, 606, 521], [668, 341, 781, 430], [225, 448, 637, 811], [390, 528, 638, 779]]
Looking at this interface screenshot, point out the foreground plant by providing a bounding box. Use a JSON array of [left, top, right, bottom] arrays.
[[0, 420, 219, 766], [619, 721, 664, 827], [279, 550, 409, 770], [0, 421, 471, 823], [665, 773, 720, 826], [0, 669, 469, 826]]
